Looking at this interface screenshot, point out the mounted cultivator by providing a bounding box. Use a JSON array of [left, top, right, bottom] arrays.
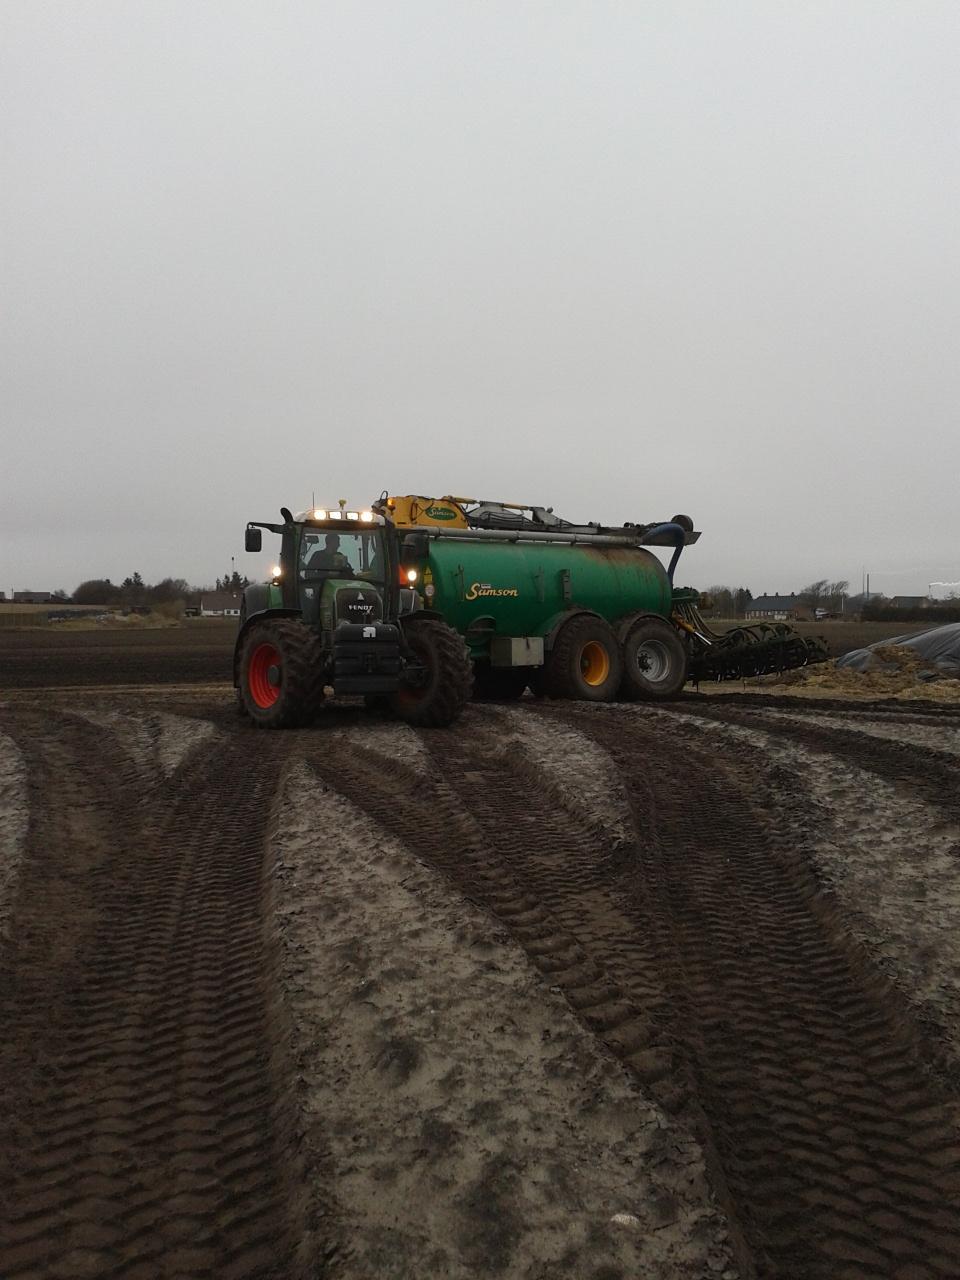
[[672, 593, 829, 684]]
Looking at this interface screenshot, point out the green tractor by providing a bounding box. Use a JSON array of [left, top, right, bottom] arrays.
[[234, 503, 473, 729]]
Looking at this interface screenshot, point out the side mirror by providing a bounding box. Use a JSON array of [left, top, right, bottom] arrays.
[[401, 531, 429, 559], [245, 527, 262, 553]]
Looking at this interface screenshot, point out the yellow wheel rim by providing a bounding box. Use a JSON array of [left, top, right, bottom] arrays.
[[580, 641, 610, 687]]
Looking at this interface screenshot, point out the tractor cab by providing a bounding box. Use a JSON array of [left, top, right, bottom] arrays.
[[242, 506, 395, 624], [293, 517, 389, 630]]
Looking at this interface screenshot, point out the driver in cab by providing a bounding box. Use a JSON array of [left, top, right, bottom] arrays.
[[307, 533, 353, 573]]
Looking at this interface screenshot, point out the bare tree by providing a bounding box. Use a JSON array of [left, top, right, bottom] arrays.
[[705, 585, 735, 616], [800, 579, 848, 614], [798, 579, 830, 609]]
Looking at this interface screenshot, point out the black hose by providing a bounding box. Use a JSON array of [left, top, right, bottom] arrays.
[[638, 522, 687, 584]]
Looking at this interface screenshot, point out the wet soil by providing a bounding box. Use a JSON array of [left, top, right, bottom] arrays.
[[2, 681, 960, 1277]]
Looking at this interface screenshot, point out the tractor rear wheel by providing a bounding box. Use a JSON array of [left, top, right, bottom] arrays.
[[544, 616, 622, 701], [391, 618, 473, 726], [238, 619, 324, 729], [620, 617, 688, 700]]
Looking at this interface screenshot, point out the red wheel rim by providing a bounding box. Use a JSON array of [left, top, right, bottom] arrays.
[[248, 642, 281, 708]]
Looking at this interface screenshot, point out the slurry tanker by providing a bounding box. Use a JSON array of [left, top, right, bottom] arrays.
[[234, 492, 826, 725], [378, 493, 827, 701]]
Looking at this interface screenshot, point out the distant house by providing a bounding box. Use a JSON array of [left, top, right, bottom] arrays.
[[746, 593, 811, 622], [199, 592, 241, 618], [13, 590, 53, 604], [888, 596, 931, 611]]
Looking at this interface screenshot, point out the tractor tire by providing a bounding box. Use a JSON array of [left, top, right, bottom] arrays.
[[238, 619, 324, 729], [391, 618, 473, 727], [620, 617, 688, 701], [472, 664, 529, 701], [544, 616, 622, 702]]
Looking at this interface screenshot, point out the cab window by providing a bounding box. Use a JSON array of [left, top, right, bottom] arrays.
[[299, 529, 384, 581]]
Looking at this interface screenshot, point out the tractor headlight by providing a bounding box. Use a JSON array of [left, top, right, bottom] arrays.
[[347, 511, 359, 521], [313, 508, 327, 520], [360, 510, 374, 522], [406, 568, 419, 583], [271, 565, 282, 579]]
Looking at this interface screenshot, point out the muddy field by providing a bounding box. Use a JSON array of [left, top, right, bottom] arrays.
[[2, 637, 960, 1278]]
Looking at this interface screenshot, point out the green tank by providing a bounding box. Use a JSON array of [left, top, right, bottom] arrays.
[[419, 538, 672, 656], [383, 495, 827, 702], [385, 496, 694, 701]]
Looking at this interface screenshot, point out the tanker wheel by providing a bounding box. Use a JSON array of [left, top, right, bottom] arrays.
[[238, 619, 324, 729], [545, 616, 622, 702], [620, 617, 688, 701], [392, 618, 473, 727], [472, 664, 529, 701]]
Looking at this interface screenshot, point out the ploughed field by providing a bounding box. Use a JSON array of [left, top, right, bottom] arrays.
[[2, 635, 960, 1277], [0, 620, 237, 688]]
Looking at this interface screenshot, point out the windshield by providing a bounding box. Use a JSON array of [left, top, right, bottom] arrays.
[[299, 528, 385, 581]]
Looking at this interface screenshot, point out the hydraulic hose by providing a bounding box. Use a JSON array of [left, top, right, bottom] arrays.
[[638, 522, 687, 584]]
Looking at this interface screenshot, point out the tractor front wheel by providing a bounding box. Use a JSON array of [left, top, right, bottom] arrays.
[[620, 617, 688, 700], [544, 616, 622, 701], [392, 618, 473, 726], [238, 619, 324, 729]]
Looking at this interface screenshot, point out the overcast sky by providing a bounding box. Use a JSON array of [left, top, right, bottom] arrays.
[[3, 1, 958, 597]]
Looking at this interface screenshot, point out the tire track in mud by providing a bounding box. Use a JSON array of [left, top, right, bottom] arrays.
[[6, 691, 960, 1278], [554, 703, 960, 1279], [0, 727, 29, 939], [304, 735, 663, 1051], [306, 717, 751, 1271], [686, 699, 960, 827], [649, 703, 960, 1070], [760, 708, 960, 759], [316, 705, 960, 1278], [690, 693, 960, 720], [0, 709, 315, 1280]]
